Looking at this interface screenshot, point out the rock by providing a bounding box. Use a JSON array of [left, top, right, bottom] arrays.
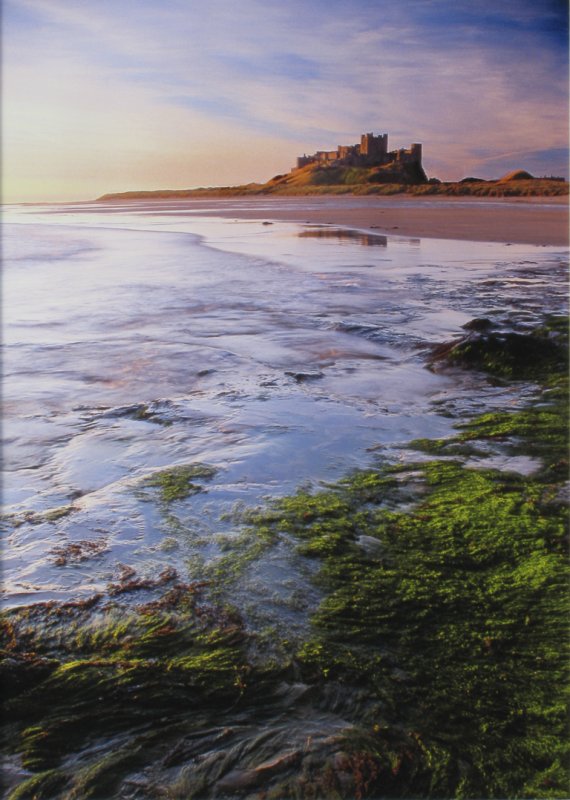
[[429, 324, 567, 380], [461, 318, 493, 332], [285, 371, 324, 383], [215, 750, 301, 792], [356, 535, 388, 558]]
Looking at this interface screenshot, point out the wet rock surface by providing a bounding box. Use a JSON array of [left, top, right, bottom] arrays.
[[430, 314, 568, 380]]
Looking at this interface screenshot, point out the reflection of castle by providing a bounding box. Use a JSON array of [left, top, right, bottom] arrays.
[[298, 228, 387, 246], [295, 132, 422, 171]]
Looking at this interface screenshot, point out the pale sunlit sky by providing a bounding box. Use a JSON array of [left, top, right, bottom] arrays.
[[2, 0, 568, 202]]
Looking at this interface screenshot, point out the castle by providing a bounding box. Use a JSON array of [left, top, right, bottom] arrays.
[[295, 132, 422, 171]]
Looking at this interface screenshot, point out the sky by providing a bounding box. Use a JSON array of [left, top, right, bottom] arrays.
[[2, 0, 568, 202]]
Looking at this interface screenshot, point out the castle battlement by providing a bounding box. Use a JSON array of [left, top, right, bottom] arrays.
[[295, 132, 422, 171]]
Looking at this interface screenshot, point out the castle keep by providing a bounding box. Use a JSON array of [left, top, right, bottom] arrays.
[[295, 132, 422, 171]]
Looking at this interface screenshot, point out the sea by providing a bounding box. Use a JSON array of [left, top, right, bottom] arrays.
[[2, 200, 568, 622]]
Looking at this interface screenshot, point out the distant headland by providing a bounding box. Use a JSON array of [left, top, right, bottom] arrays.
[[97, 131, 568, 201]]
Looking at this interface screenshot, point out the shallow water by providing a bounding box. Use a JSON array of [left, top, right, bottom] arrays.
[[2, 202, 568, 614]]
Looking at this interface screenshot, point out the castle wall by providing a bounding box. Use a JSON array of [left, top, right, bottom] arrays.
[[294, 132, 421, 172], [338, 145, 358, 160], [316, 150, 339, 163], [393, 143, 422, 164]]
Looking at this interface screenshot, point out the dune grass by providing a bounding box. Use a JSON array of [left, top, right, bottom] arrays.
[[98, 164, 568, 201]]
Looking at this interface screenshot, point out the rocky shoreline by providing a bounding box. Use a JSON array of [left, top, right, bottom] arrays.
[[3, 316, 568, 800]]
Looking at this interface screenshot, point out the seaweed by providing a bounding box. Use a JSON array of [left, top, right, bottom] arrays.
[[3, 506, 75, 529], [249, 442, 568, 796], [50, 538, 108, 566], [1, 581, 255, 793], [142, 463, 218, 502], [2, 316, 568, 798], [430, 315, 569, 381]]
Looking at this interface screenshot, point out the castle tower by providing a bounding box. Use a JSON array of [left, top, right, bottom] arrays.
[[410, 143, 422, 164], [360, 132, 388, 163]]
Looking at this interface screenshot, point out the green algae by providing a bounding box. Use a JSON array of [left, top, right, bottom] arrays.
[[186, 520, 278, 597], [60, 744, 145, 799], [1, 585, 254, 784], [257, 464, 569, 796], [418, 317, 568, 481], [130, 403, 173, 425], [433, 315, 568, 381], [3, 505, 75, 529], [241, 318, 570, 798], [6, 768, 68, 800], [447, 332, 566, 380], [2, 314, 568, 799], [142, 463, 217, 502], [410, 373, 570, 490], [455, 377, 569, 479], [407, 437, 487, 457]]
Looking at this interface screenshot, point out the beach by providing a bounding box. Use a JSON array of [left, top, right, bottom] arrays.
[[97, 194, 570, 246], [2, 201, 568, 798], [4, 201, 567, 607]]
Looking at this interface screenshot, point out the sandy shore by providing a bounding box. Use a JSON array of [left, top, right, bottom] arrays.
[[126, 195, 569, 246]]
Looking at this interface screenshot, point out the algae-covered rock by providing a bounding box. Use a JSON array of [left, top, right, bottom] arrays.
[[430, 316, 568, 380], [2, 316, 568, 799]]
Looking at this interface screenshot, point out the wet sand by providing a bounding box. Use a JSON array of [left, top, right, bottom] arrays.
[[129, 195, 569, 246]]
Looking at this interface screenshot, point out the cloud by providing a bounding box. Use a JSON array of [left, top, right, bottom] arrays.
[[468, 147, 569, 179], [3, 0, 568, 199]]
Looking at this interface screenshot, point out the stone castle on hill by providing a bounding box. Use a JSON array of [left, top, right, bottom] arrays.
[[295, 132, 422, 171]]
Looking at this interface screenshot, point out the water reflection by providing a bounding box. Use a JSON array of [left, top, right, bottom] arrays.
[[298, 227, 388, 246]]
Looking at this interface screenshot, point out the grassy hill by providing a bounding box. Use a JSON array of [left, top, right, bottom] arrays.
[[97, 166, 569, 201]]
